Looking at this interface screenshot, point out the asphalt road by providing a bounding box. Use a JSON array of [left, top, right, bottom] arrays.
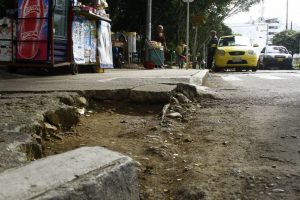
[[216, 70, 300, 97], [201, 70, 300, 199], [211, 70, 300, 162]]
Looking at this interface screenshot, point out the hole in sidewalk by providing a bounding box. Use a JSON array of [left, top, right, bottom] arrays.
[[23, 89, 214, 200], [42, 100, 164, 156], [29, 87, 206, 160], [38, 97, 202, 200], [20, 82, 212, 161]]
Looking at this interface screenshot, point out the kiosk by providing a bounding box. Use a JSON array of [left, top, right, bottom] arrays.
[[0, 0, 113, 74]]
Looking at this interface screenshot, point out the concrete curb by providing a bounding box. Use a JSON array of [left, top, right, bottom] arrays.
[[0, 147, 139, 200], [189, 69, 209, 86], [83, 70, 209, 103], [129, 84, 177, 103]]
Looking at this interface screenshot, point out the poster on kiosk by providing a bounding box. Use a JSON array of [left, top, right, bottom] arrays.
[[17, 0, 49, 61]]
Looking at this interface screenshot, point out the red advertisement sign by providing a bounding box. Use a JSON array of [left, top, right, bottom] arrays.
[[17, 0, 49, 61]]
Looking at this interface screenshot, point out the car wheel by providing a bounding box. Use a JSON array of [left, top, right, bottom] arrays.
[[70, 63, 79, 75], [213, 66, 221, 72], [258, 62, 264, 70], [263, 63, 268, 70], [285, 64, 294, 70], [252, 67, 257, 72], [257, 62, 261, 69]]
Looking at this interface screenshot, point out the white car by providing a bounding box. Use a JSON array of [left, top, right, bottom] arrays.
[[258, 46, 293, 70]]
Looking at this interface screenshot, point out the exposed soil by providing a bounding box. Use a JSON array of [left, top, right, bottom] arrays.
[[44, 76, 300, 200]]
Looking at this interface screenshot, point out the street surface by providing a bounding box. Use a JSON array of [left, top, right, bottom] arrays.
[[43, 70, 300, 199], [213, 70, 300, 169], [0, 68, 201, 92], [201, 70, 300, 199]]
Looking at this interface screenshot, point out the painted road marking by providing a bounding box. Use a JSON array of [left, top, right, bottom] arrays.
[[97, 78, 117, 82], [97, 76, 190, 82], [290, 74, 300, 78], [254, 74, 284, 80], [222, 75, 242, 81]]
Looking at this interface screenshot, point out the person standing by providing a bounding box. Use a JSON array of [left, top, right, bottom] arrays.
[[152, 25, 168, 67], [176, 41, 186, 69], [153, 25, 167, 52], [207, 30, 218, 70]]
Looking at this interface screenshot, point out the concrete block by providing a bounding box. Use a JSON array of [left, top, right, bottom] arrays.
[[130, 83, 176, 103], [190, 69, 209, 86], [0, 147, 139, 200]]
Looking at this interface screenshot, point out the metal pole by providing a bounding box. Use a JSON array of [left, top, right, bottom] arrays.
[[203, 44, 206, 69], [266, 24, 269, 45], [192, 26, 198, 68], [186, 1, 189, 69], [145, 0, 152, 62], [286, 0, 288, 30], [146, 0, 152, 41]]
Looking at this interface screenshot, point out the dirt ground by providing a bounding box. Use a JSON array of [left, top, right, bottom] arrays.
[[44, 76, 300, 200]]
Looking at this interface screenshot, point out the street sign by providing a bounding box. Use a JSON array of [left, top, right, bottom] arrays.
[[191, 15, 205, 26], [182, 0, 194, 2]]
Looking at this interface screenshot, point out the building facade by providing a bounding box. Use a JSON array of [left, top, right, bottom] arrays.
[[227, 18, 292, 53]]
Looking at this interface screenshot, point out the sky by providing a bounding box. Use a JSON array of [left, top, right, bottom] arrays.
[[224, 0, 300, 26]]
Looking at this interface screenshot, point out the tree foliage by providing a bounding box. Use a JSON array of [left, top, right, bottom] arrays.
[[107, 0, 260, 51], [0, 0, 11, 18], [272, 31, 300, 54]]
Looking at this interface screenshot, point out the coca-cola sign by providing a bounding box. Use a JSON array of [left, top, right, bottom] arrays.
[[24, 5, 41, 16], [17, 0, 49, 60]]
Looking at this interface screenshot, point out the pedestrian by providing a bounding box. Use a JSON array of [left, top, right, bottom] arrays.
[[153, 25, 167, 52], [207, 30, 218, 70], [152, 25, 168, 68], [176, 41, 186, 69], [112, 38, 120, 68]]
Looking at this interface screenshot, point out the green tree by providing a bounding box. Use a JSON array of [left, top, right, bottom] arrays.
[[107, 0, 259, 35], [107, 0, 260, 64], [107, 0, 259, 50], [272, 31, 300, 54]]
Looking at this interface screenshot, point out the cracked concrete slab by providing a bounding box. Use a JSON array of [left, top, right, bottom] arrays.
[[129, 83, 177, 103], [0, 147, 138, 200]]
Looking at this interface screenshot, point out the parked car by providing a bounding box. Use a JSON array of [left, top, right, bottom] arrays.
[[214, 35, 258, 72], [258, 46, 293, 70]]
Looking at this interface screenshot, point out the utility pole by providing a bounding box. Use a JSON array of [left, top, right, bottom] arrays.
[[192, 26, 198, 68], [286, 0, 289, 30], [146, 0, 152, 41], [186, 0, 190, 68], [183, 0, 194, 69], [145, 0, 152, 62], [266, 24, 269, 45], [260, 0, 265, 22]]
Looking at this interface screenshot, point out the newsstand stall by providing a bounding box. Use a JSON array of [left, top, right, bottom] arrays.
[[0, 0, 113, 74], [144, 41, 164, 69]]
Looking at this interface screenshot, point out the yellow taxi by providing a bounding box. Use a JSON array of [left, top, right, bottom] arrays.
[[214, 35, 258, 72]]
